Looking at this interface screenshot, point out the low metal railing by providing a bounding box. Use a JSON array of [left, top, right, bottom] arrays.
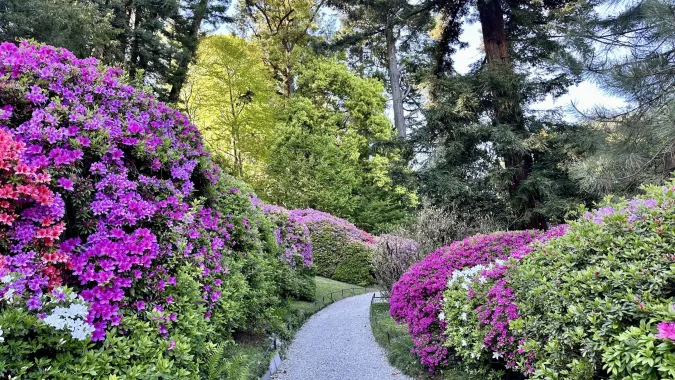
[[369, 293, 415, 351]]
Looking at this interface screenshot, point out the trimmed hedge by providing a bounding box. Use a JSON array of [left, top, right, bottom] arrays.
[[291, 209, 376, 286], [390, 182, 675, 379]]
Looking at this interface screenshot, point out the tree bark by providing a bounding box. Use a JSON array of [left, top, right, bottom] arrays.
[[477, 0, 508, 65], [477, 0, 544, 229], [386, 24, 406, 138]]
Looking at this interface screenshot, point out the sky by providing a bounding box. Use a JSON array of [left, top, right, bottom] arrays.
[[214, 3, 627, 121], [453, 21, 627, 120]]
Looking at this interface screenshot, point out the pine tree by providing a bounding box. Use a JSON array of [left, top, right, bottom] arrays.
[[413, 0, 588, 228], [0, 0, 119, 58], [566, 0, 675, 195]]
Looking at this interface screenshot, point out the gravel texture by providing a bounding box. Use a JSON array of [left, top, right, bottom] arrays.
[[272, 293, 411, 380]]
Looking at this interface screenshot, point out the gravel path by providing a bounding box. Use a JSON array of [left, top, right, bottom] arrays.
[[272, 293, 411, 380]]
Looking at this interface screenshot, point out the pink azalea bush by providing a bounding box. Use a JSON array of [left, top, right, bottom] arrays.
[[440, 225, 568, 377], [389, 230, 541, 370], [433, 184, 675, 378], [0, 41, 300, 378]]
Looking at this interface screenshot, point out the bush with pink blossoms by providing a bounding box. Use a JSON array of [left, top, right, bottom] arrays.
[[291, 208, 377, 285], [262, 204, 315, 300], [0, 41, 294, 379], [440, 225, 568, 378], [434, 182, 675, 378], [389, 230, 541, 370]]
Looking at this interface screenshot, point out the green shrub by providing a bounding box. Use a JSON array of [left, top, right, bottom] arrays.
[[300, 217, 376, 286], [506, 183, 675, 379], [333, 242, 375, 286]]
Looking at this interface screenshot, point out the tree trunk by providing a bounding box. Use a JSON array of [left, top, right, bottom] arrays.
[[386, 24, 406, 138], [128, 6, 141, 80], [168, 0, 209, 103], [477, 0, 508, 65], [477, 0, 543, 229]]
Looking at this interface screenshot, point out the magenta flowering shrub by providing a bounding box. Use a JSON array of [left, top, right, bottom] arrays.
[[439, 225, 569, 377], [472, 225, 569, 365], [0, 42, 287, 378], [0, 40, 226, 342], [389, 230, 541, 370], [262, 205, 312, 267]]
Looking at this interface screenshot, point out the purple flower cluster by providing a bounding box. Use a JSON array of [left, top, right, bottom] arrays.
[[290, 209, 375, 246], [0, 41, 239, 342], [583, 198, 658, 225], [389, 230, 541, 370], [262, 204, 313, 267]]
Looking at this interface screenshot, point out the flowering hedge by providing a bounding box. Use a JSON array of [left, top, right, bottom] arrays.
[[263, 205, 312, 268], [262, 204, 315, 300], [393, 183, 675, 379], [389, 230, 541, 370], [0, 41, 300, 378], [291, 208, 376, 286]]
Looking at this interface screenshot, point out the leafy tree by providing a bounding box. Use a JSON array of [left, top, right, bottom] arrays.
[[183, 35, 279, 181], [262, 58, 418, 232], [236, 0, 326, 97], [566, 0, 675, 196], [0, 0, 118, 58], [167, 0, 233, 102]]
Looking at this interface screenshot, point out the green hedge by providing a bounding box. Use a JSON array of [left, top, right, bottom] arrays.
[[306, 222, 375, 286]]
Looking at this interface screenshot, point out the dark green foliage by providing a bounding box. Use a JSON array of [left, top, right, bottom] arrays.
[[415, 71, 593, 228], [0, 0, 118, 58], [332, 244, 375, 287], [309, 224, 376, 286], [509, 183, 675, 378], [275, 266, 317, 302], [0, 0, 231, 101]]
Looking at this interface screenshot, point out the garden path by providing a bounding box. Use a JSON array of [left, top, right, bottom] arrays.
[[272, 292, 410, 380]]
